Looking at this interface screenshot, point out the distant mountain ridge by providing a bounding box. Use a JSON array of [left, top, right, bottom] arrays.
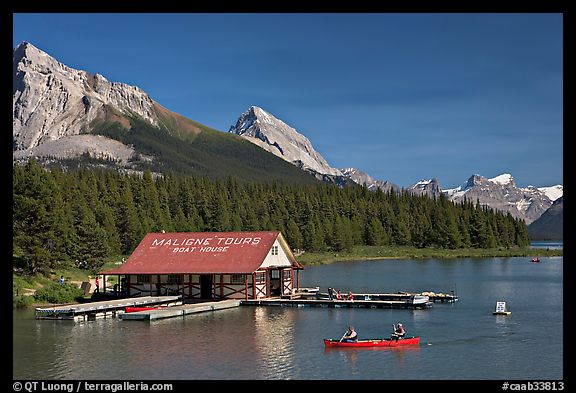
[[227, 104, 561, 225], [340, 167, 399, 193], [443, 173, 559, 224]]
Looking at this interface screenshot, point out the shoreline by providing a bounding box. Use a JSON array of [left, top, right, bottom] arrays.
[[13, 245, 562, 308], [297, 245, 563, 265]]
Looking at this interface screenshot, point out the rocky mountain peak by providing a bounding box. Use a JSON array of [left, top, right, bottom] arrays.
[[13, 41, 158, 152], [340, 167, 399, 192], [409, 178, 442, 198], [464, 174, 486, 188], [229, 106, 342, 176]]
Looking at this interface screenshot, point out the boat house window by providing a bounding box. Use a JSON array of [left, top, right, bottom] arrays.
[[136, 275, 150, 284], [255, 272, 266, 284], [167, 274, 182, 284], [231, 274, 246, 284], [271, 245, 278, 255]]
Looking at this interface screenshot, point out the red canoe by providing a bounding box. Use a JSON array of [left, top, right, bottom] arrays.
[[125, 306, 159, 313], [324, 336, 420, 348]]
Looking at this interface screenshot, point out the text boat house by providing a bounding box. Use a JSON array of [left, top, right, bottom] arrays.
[[99, 231, 303, 300]]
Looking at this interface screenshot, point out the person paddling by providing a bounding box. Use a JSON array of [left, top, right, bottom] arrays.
[[392, 322, 405, 340], [341, 325, 358, 342]]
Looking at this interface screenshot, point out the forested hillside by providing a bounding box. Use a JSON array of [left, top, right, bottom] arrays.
[[13, 161, 530, 275]]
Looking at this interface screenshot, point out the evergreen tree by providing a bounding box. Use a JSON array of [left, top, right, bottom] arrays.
[[70, 196, 110, 273], [285, 218, 304, 250], [365, 217, 386, 246], [116, 178, 144, 254]]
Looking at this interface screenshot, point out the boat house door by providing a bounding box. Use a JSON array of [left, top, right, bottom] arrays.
[[269, 269, 281, 296], [200, 275, 213, 299]]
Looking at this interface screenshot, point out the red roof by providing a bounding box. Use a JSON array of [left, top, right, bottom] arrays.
[[100, 231, 300, 275]]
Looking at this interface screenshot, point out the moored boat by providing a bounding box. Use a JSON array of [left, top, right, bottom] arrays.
[[324, 336, 420, 348], [125, 306, 159, 313], [531, 257, 541, 263]]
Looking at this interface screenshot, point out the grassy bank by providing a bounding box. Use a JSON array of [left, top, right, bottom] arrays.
[[296, 245, 563, 265], [12, 255, 129, 308]]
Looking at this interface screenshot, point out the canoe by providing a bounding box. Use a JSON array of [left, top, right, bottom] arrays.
[[324, 336, 420, 348], [125, 306, 159, 313]]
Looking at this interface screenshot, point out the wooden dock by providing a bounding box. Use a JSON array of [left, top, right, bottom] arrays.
[[35, 296, 182, 321], [241, 297, 433, 309], [297, 290, 458, 304], [121, 299, 241, 321]]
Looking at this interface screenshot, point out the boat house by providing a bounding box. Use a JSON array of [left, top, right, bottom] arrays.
[[99, 231, 303, 300]]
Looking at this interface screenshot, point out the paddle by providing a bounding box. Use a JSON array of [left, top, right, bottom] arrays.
[[339, 330, 348, 342]]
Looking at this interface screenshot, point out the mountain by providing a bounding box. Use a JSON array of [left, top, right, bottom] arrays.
[[443, 173, 558, 224], [408, 178, 443, 198], [12, 42, 320, 184], [528, 196, 563, 240], [340, 167, 399, 192], [229, 106, 342, 176]]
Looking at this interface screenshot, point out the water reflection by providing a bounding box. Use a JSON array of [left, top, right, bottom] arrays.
[[252, 307, 297, 379]]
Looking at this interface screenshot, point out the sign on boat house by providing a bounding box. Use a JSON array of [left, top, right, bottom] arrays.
[[99, 231, 303, 300]]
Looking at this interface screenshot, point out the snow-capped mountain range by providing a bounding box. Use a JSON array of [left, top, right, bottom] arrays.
[[443, 174, 561, 224]]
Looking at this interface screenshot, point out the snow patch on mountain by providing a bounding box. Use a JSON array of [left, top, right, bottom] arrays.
[[537, 185, 563, 201], [489, 173, 514, 186]]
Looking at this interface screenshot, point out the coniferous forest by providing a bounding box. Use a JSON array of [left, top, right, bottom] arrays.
[[13, 160, 530, 275]]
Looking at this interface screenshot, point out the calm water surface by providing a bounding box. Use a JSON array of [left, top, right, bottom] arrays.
[[13, 256, 563, 380], [530, 241, 563, 250]]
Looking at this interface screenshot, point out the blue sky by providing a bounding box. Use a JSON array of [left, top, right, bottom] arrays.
[[13, 13, 563, 188]]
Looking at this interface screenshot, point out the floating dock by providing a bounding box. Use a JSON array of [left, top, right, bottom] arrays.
[[298, 290, 458, 304], [121, 299, 241, 321], [35, 296, 182, 321], [241, 297, 432, 309]]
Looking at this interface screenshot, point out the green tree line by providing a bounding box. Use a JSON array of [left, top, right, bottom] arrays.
[[13, 160, 530, 275]]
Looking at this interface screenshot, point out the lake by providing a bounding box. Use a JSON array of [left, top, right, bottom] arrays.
[[530, 241, 563, 250], [13, 256, 563, 380]]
